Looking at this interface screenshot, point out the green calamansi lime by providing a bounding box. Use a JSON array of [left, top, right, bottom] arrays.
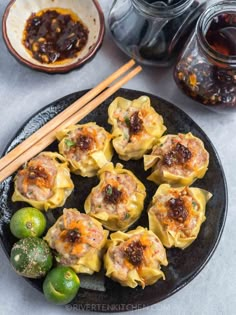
[[10, 237, 53, 278], [43, 266, 80, 305], [10, 207, 46, 238]]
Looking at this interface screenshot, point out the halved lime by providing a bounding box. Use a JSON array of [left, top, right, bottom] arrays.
[[43, 266, 80, 305]]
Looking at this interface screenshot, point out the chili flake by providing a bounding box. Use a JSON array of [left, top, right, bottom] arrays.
[[77, 134, 93, 151], [167, 197, 188, 223], [124, 240, 144, 266], [163, 142, 192, 166], [129, 111, 143, 135], [103, 184, 122, 204], [23, 9, 89, 64], [64, 229, 81, 243]]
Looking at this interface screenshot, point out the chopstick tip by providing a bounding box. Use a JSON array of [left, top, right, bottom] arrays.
[[134, 65, 142, 74], [129, 59, 136, 66]]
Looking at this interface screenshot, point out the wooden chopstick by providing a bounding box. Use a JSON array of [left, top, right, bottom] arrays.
[[0, 64, 142, 183], [0, 59, 135, 173]]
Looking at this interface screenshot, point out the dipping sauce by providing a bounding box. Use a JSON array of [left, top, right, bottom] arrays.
[[174, 10, 236, 109], [206, 13, 236, 56], [22, 8, 89, 64]]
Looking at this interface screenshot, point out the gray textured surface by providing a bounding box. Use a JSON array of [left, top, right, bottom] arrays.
[[0, 1, 235, 315]]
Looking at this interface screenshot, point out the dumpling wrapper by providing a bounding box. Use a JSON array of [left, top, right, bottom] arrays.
[[104, 226, 168, 288], [108, 96, 166, 160], [144, 133, 209, 186], [12, 152, 74, 211], [84, 163, 146, 231], [44, 208, 109, 274], [148, 184, 212, 249], [56, 123, 113, 177]]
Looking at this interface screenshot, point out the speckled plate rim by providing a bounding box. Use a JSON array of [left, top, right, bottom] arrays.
[[0, 89, 228, 312], [2, 0, 105, 74]]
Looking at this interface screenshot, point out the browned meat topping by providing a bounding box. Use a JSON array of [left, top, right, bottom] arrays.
[[129, 111, 143, 135], [64, 229, 81, 243], [19, 164, 53, 189], [77, 134, 93, 151], [103, 184, 122, 204], [124, 240, 144, 266], [167, 197, 188, 222], [163, 142, 192, 166], [28, 165, 49, 180]]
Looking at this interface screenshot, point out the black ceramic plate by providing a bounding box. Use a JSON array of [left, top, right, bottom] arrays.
[[0, 89, 227, 312]]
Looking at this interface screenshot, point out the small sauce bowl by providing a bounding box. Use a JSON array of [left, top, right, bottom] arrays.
[[2, 0, 105, 73]]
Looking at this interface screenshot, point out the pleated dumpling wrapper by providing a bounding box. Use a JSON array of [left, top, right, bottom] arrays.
[[44, 208, 109, 274], [148, 184, 212, 249], [144, 133, 209, 186], [108, 96, 166, 160], [12, 152, 74, 211], [104, 226, 168, 288], [84, 163, 146, 231], [56, 123, 113, 177]]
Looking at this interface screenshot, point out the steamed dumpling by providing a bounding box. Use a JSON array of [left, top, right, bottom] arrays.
[[108, 96, 166, 160], [44, 208, 109, 274], [144, 133, 209, 186], [84, 163, 146, 231], [56, 123, 113, 177], [12, 152, 74, 211], [148, 184, 212, 249], [104, 226, 168, 288]]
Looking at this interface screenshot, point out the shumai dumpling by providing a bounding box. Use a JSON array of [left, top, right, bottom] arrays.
[[144, 133, 209, 186], [12, 152, 74, 211], [104, 226, 168, 288], [44, 208, 109, 274], [56, 123, 113, 177], [84, 163, 146, 231], [108, 96, 166, 160], [148, 184, 212, 249]]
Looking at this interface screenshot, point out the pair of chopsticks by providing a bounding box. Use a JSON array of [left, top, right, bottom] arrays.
[[0, 60, 142, 183]]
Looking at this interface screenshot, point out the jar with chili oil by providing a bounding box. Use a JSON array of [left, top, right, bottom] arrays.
[[174, 1, 236, 111], [108, 0, 207, 66]]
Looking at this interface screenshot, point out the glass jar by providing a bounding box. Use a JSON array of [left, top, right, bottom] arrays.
[[108, 0, 207, 66], [174, 1, 236, 111]]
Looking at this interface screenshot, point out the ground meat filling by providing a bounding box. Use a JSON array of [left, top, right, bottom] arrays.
[[62, 128, 106, 166], [16, 155, 57, 201], [103, 184, 123, 204], [163, 142, 192, 167], [167, 197, 188, 223], [21, 164, 52, 189], [48, 210, 106, 264], [124, 240, 145, 266], [129, 111, 143, 136], [76, 134, 93, 151]]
